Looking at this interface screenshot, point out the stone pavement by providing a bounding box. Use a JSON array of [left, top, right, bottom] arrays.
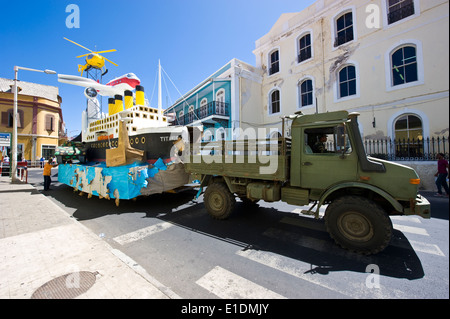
[[0, 175, 177, 299]]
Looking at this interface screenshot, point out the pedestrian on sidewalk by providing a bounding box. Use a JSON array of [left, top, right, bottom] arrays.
[[434, 152, 449, 197], [43, 158, 59, 191]]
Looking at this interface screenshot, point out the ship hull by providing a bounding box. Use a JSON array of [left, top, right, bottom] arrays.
[[85, 129, 184, 164]]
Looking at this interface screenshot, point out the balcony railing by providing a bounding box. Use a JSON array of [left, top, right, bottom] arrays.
[[173, 101, 230, 126]]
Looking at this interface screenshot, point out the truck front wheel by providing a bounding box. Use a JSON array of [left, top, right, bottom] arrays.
[[204, 182, 235, 220], [325, 196, 392, 255]]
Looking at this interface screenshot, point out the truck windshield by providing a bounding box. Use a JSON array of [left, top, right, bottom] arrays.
[[305, 124, 352, 154]]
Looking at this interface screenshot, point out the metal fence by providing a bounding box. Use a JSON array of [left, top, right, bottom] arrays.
[[363, 136, 449, 161]]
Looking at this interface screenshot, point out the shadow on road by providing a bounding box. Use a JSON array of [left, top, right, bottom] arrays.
[[36, 179, 426, 282]]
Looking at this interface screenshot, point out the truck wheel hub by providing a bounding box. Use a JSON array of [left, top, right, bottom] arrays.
[[338, 211, 373, 242]]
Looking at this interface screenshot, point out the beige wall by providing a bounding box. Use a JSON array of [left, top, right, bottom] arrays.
[[251, 0, 449, 139]]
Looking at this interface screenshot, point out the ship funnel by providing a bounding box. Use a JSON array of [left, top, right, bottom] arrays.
[[124, 90, 133, 109], [108, 98, 115, 116], [136, 85, 145, 106], [114, 95, 124, 114]]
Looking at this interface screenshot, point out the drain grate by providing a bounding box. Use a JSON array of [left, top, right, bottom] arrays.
[[31, 271, 98, 299]]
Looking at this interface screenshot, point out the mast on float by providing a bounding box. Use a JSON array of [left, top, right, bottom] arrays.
[[158, 59, 163, 124]]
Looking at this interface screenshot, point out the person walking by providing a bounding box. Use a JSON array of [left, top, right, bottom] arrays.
[[43, 158, 58, 191], [434, 153, 449, 197]]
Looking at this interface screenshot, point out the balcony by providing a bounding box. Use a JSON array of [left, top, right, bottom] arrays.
[[173, 101, 230, 126]]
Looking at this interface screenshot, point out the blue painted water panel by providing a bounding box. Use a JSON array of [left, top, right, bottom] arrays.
[[58, 160, 168, 200]]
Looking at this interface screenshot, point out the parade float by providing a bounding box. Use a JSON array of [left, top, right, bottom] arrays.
[[56, 39, 195, 205]]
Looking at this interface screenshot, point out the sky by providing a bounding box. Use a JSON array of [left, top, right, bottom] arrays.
[[0, 0, 315, 137]]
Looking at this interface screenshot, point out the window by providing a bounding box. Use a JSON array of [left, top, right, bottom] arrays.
[[391, 45, 418, 86], [298, 34, 312, 63], [394, 114, 422, 140], [1, 109, 24, 128], [394, 114, 423, 158], [188, 105, 194, 123], [338, 65, 356, 98], [269, 90, 280, 114], [200, 98, 208, 118], [387, 0, 415, 24], [42, 145, 56, 160], [216, 89, 225, 115], [269, 50, 280, 75], [299, 79, 313, 107], [335, 12, 354, 47], [304, 125, 352, 154], [45, 114, 54, 131]]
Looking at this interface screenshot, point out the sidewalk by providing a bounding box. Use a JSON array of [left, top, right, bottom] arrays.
[[0, 175, 176, 299]]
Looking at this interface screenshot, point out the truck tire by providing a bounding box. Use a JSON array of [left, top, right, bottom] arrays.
[[324, 196, 392, 255], [204, 182, 235, 220]]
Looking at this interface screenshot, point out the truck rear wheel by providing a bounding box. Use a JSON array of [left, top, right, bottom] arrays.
[[325, 196, 392, 255], [204, 182, 235, 220]]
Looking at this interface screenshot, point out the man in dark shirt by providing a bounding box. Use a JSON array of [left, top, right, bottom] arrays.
[[313, 134, 328, 153]]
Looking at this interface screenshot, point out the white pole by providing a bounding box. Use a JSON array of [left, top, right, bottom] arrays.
[[11, 66, 19, 182], [158, 59, 162, 124]]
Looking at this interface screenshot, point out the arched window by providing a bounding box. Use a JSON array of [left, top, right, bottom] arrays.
[[269, 49, 280, 75], [391, 45, 418, 86], [269, 89, 280, 114], [298, 33, 312, 63], [200, 98, 208, 118], [394, 114, 423, 159], [394, 114, 422, 140], [188, 105, 195, 123], [338, 65, 356, 98], [335, 11, 354, 47], [216, 89, 225, 115], [299, 79, 313, 107]]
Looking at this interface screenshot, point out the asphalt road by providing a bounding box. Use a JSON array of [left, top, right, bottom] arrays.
[[27, 168, 449, 299]]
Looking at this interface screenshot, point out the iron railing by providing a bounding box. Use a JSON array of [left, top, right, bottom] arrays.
[[172, 101, 230, 126], [363, 136, 449, 161]]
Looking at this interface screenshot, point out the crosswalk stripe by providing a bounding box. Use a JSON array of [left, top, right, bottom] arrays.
[[195, 266, 286, 299], [390, 216, 422, 224], [409, 241, 445, 256], [392, 224, 429, 236], [113, 222, 173, 245]]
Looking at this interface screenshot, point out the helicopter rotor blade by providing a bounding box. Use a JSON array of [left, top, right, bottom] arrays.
[[95, 49, 117, 54], [76, 53, 92, 58], [64, 37, 94, 53], [103, 57, 118, 67]]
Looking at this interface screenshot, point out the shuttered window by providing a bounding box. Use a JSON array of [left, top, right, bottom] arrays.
[[45, 114, 54, 131], [1, 109, 24, 128]]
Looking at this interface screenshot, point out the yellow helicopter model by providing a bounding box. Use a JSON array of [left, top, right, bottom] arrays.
[[64, 37, 118, 76]]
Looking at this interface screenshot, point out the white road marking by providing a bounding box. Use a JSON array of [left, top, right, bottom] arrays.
[[390, 216, 422, 224], [113, 222, 173, 245], [236, 249, 409, 299], [409, 241, 445, 257], [196, 266, 286, 299], [393, 224, 429, 236]]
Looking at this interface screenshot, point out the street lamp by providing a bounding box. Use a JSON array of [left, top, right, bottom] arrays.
[[11, 66, 57, 183]]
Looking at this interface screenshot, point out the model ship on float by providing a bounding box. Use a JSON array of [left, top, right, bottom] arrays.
[[55, 60, 197, 204], [57, 68, 187, 166]]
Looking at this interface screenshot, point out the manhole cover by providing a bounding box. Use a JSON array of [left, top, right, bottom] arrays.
[[31, 271, 98, 299]]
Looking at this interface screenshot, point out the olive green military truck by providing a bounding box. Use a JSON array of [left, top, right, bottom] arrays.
[[184, 111, 430, 255]]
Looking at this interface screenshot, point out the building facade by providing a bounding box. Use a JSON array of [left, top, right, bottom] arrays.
[[250, 0, 449, 146], [165, 59, 263, 141], [0, 78, 65, 162]]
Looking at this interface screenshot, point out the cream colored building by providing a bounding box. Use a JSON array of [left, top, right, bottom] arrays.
[[246, 0, 449, 145]]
